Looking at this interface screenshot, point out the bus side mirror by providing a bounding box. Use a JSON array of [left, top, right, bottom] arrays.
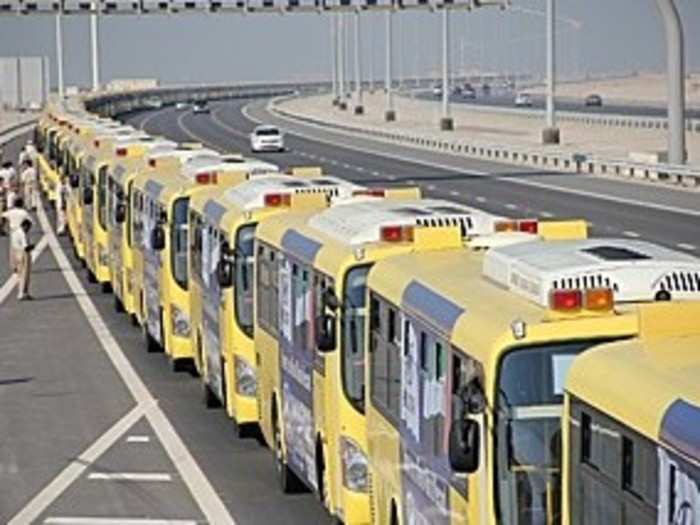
[[151, 226, 165, 251], [69, 175, 80, 189], [449, 419, 480, 474], [82, 187, 93, 205], [115, 203, 126, 224], [217, 259, 233, 288], [315, 313, 336, 353]]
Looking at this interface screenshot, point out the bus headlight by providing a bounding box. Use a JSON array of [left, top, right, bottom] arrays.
[[234, 356, 257, 397], [170, 304, 190, 338], [340, 436, 368, 493]]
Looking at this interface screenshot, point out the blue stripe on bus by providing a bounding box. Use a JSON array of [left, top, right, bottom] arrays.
[[401, 280, 464, 336], [144, 180, 164, 200], [660, 399, 700, 462], [203, 200, 228, 225], [281, 230, 322, 264]]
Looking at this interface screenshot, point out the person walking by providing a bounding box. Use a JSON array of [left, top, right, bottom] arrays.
[[1, 197, 32, 269], [20, 159, 38, 211], [13, 218, 34, 301], [0, 162, 9, 235]]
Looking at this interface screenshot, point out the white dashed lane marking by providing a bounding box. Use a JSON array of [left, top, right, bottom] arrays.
[[87, 473, 172, 482], [126, 436, 151, 443], [623, 230, 641, 238], [677, 243, 697, 251]]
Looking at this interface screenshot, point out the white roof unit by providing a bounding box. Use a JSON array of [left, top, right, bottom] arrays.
[[182, 154, 278, 177], [308, 199, 505, 245], [148, 147, 219, 163], [223, 174, 361, 211], [483, 238, 700, 306]]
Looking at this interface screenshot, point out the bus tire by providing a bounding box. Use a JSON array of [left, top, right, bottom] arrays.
[[114, 295, 125, 313], [144, 326, 160, 353], [316, 439, 331, 512], [272, 401, 303, 494], [130, 314, 138, 327], [171, 357, 189, 373], [203, 380, 221, 409], [87, 269, 96, 283], [101, 282, 112, 294], [391, 501, 400, 525]]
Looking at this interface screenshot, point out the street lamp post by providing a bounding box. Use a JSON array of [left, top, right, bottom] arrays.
[[354, 11, 364, 115], [55, 14, 64, 98], [542, 0, 560, 144], [338, 14, 347, 110], [384, 10, 396, 121], [90, 13, 100, 91], [331, 15, 338, 105], [440, 8, 454, 131], [655, 0, 686, 165]]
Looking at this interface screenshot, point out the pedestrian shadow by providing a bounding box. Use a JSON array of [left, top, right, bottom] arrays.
[[0, 376, 33, 387]]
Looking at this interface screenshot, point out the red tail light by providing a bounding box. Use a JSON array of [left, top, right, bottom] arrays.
[[353, 189, 386, 198], [195, 172, 218, 185], [380, 225, 414, 243], [550, 290, 583, 312], [116, 147, 128, 157], [264, 193, 291, 207], [518, 220, 538, 234]]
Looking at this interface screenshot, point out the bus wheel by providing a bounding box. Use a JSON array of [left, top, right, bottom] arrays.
[[171, 358, 189, 373], [101, 282, 112, 294], [316, 440, 332, 512], [203, 379, 221, 409], [143, 326, 160, 353], [130, 314, 138, 327], [87, 269, 97, 283], [272, 404, 302, 494], [390, 501, 400, 525], [114, 295, 125, 313]]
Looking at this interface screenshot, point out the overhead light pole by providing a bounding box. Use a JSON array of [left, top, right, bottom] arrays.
[[655, 0, 686, 165], [542, 0, 559, 144], [90, 12, 100, 91], [331, 15, 338, 105], [55, 14, 64, 98], [353, 10, 364, 114], [384, 10, 396, 121], [337, 13, 347, 110], [440, 8, 453, 131]]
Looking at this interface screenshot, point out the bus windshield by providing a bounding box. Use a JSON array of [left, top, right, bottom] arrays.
[[234, 224, 256, 338], [341, 265, 372, 414], [170, 197, 190, 290], [495, 338, 623, 525]]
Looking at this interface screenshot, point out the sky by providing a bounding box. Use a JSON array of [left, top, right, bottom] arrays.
[[0, 0, 698, 89]]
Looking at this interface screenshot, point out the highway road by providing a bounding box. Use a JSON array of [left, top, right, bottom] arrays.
[[2, 95, 699, 525], [412, 88, 700, 119], [128, 97, 700, 253]]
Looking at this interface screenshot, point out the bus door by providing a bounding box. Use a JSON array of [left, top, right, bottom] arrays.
[[201, 224, 225, 402], [143, 197, 163, 346], [278, 253, 317, 490]]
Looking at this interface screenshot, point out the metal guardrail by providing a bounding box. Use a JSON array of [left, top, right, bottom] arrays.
[[269, 95, 700, 189], [0, 117, 38, 157]]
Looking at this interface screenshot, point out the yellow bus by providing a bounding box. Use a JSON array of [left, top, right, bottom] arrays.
[[80, 130, 155, 289], [130, 152, 276, 370], [363, 236, 700, 525], [105, 138, 178, 316], [254, 195, 521, 523], [563, 301, 700, 525], [187, 170, 362, 430]]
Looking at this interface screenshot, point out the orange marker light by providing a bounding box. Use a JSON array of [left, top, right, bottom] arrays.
[[380, 225, 414, 243], [584, 288, 614, 311], [264, 193, 291, 207]]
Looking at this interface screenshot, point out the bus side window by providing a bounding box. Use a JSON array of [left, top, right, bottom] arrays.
[[387, 307, 401, 422]]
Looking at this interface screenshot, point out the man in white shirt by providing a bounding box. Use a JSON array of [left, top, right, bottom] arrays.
[[56, 175, 68, 235], [12, 218, 34, 300], [20, 160, 38, 211], [1, 198, 32, 268]]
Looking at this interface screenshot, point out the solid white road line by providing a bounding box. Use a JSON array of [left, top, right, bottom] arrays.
[[138, 109, 168, 133], [87, 472, 172, 482], [0, 234, 48, 305], [175, 112, 221, 152], [8, 203, 236, 525], [126, 435, 151, 443], [8, 405, 146, 525], [246, 102, 700, 219], [45, 519, 197, 525]]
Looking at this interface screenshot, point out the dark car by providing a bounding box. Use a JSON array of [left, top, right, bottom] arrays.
[[585, 94, 603, 107]]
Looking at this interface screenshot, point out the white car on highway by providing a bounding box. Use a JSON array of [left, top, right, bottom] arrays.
[[250, 125, 285, 153], [514, 92, 533, 107]]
